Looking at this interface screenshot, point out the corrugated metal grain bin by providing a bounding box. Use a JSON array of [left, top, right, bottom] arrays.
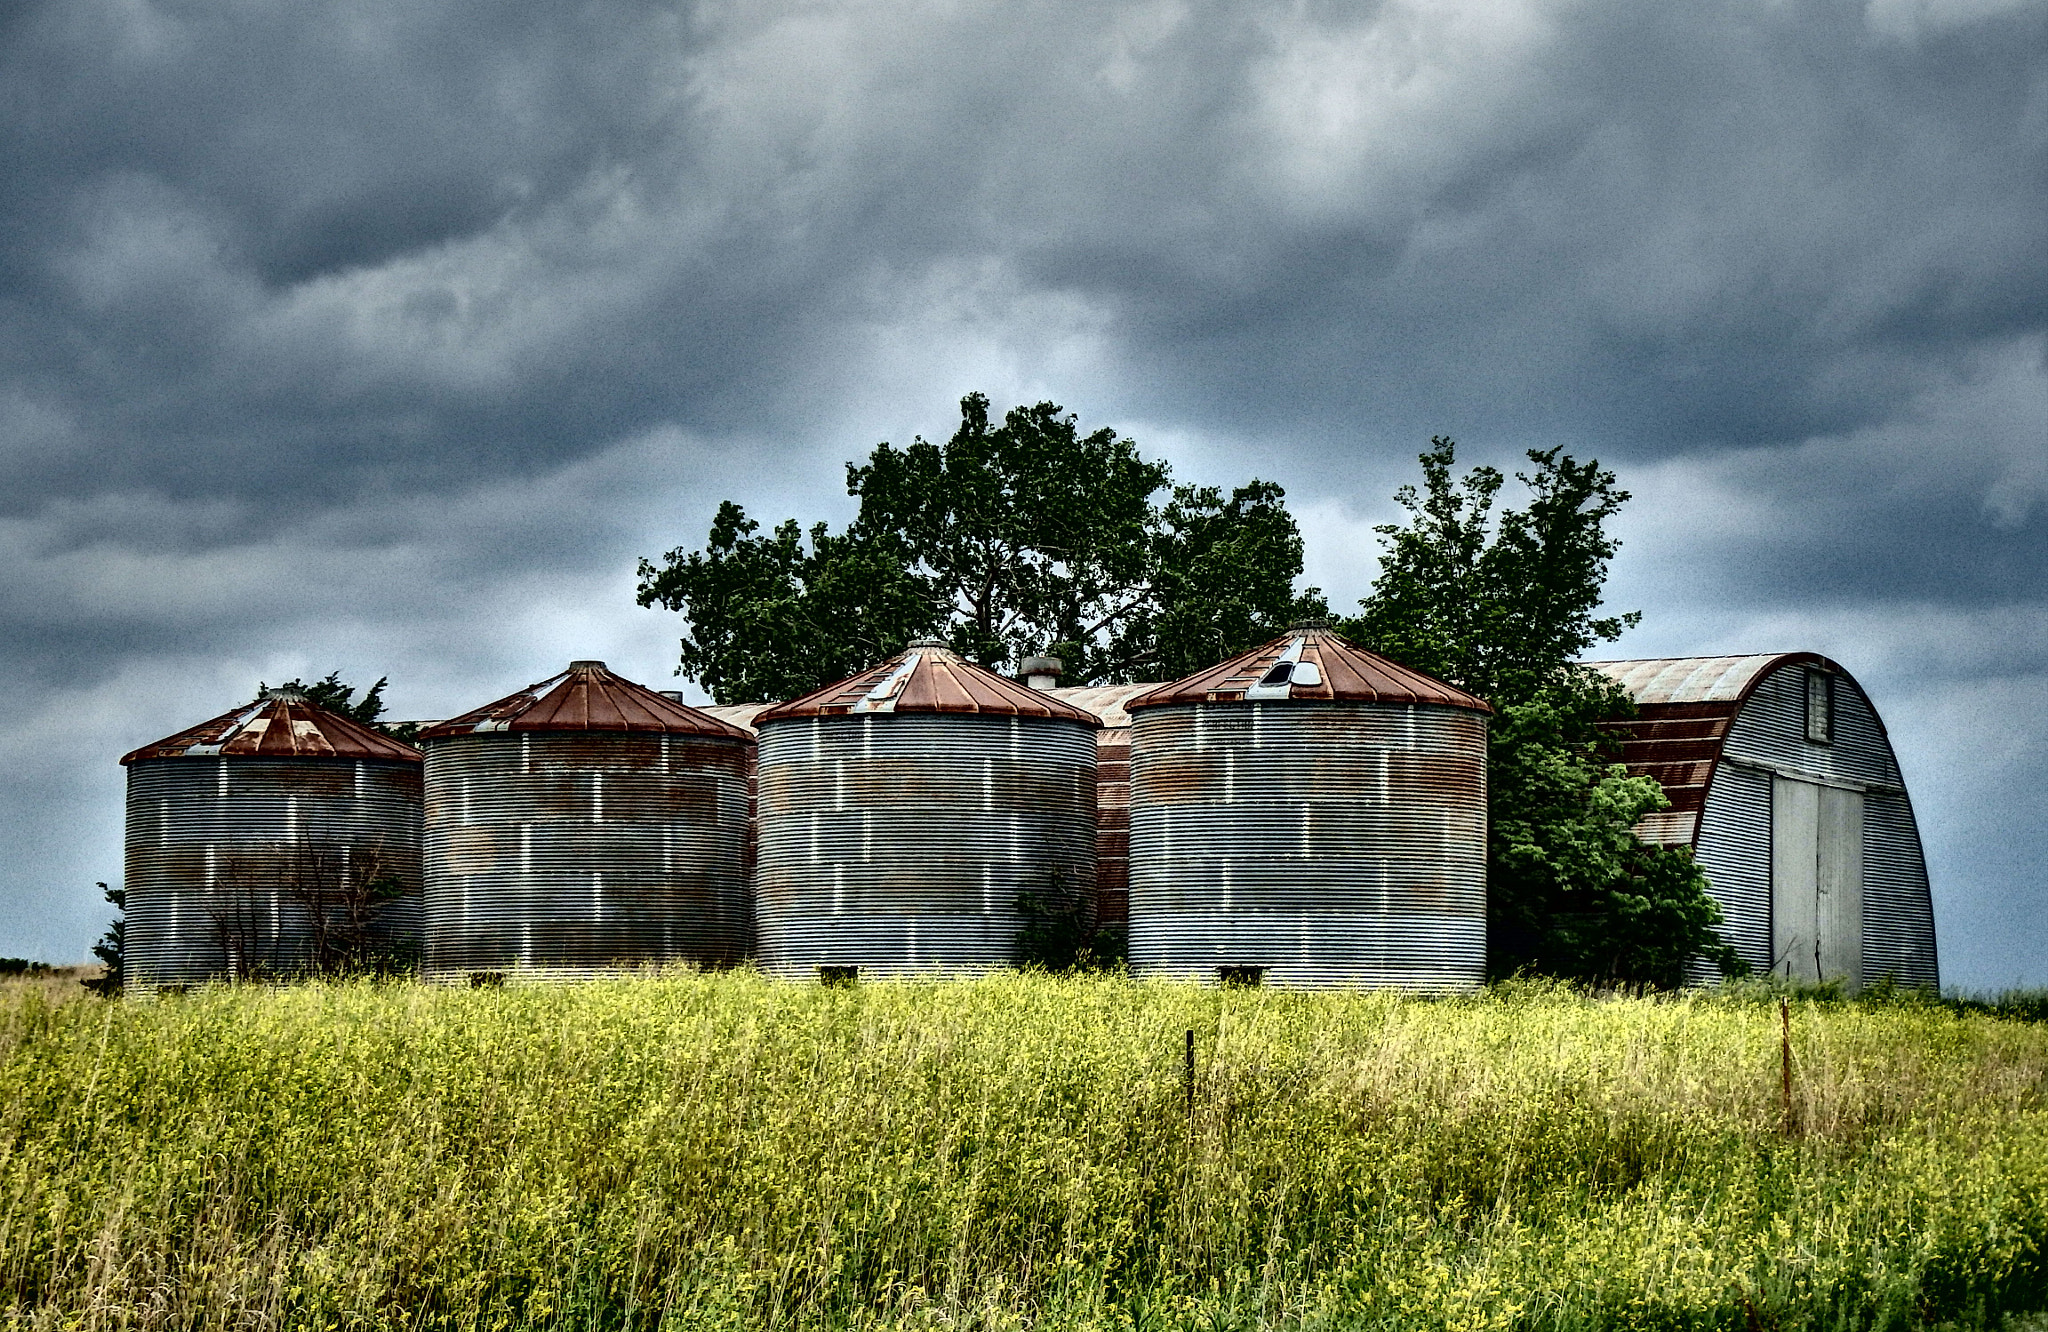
[[1588, 654, 1938, 989], [120, 688, 424, 991], [753, 640, 1100, 979], [1125, 626, 1492, 990], [420, 661, 753, 981]]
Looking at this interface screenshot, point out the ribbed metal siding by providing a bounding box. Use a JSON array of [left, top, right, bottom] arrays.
[[1722, 669, 1899, 786], [1127, 702, 1487, 991], [422, 731, 751, 980], [1862, 791, 1938, 987], [1707, 664, 1936, 988], [1691, 761, 1772, 978], [754, 713, 1097, 978], [123, 758, 423, 991]]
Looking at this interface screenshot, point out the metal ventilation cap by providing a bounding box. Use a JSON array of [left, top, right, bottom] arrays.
[[122, 690, 423, 765], [419, 661, 752, 740], [907, 638, 950, 650], [756, 641, 1100, 724], [1127, 624, 1489, 712], [258, 685, 308, 702]]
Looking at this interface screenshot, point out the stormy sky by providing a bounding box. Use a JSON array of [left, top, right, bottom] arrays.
[[2, 0, 2043, 987]]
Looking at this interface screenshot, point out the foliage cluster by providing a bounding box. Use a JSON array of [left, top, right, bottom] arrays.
[[264, 670, 421, 743], [1343, 438, 1740, 986], [637, 394, 1325, 701], [5, 973, 2048, 1331]]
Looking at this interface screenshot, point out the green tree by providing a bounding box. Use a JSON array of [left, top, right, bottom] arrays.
[[1345, 437, 1741, 987], [639, 393, 1325, 702], [635, 503, 938, 706], [80, 882, 124, 997], [265, 671, 420, 743]]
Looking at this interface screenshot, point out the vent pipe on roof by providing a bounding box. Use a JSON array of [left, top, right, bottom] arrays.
[[1021, 656, 1063, 691], [569, 660, 607, 671], [259, 686, 307, 702]]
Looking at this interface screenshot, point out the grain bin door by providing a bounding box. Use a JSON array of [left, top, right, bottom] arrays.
[[1772, 776, 1864, 988]]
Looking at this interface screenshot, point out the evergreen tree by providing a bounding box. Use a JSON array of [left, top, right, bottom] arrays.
[[80, 882, 124, 996]]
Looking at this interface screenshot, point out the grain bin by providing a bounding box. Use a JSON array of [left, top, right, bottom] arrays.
[[1125, 625, 1491, 990], [753, 640, 1100, 979], [120, 687, 424, 991], [420, 661, 753, 981]]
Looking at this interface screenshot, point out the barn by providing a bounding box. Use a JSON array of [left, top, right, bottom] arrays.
[[1587, 654, 1938, 989]]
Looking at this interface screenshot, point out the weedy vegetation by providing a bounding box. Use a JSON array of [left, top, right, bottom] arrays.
[[2, 973, 2046, 1331]]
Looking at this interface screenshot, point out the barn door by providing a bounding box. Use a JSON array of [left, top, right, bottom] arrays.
[[1772, 776, 1863, 987]]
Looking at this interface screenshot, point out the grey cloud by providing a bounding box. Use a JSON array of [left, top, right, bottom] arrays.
[[1, 0, 2044, 977]]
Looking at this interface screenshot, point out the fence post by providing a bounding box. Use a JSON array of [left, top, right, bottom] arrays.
[[1779, 998, 1795, 1135]]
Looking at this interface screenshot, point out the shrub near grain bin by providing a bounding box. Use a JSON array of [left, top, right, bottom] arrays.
[[752, 639, 1100, 979], [1126, 624, 1491, 990], [420, 661, 753, 981], [120, 686, 423, 990]]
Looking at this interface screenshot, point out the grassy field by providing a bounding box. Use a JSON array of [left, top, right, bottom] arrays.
[[1, 974, 2046, 1331]]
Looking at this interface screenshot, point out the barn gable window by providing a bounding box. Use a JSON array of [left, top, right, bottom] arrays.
[[1805, 670, 1833, 744]]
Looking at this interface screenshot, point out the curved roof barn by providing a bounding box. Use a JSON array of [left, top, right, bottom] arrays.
[[1588, 653, 1936, 989]]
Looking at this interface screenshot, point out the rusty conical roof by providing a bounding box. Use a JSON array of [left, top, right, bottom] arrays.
[[420, 661, 752, 741], [756, 641, 1100, 725], [121, 689, 424, 765], [1127, 626, 1490, 713]]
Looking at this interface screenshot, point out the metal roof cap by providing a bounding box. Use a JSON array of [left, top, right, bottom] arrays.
[[121, 693, 424, 765], [1126, 626, 1491, 713], [755, 642, 1101, 726], [420, 662, 753, 741]]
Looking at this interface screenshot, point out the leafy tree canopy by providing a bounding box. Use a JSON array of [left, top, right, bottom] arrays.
[[639, 393, 1326, 703], [1344, 437, 1742, 988], [263, 671, 419, 743]]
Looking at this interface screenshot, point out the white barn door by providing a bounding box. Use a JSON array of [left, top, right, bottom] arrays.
[[1772, 776, 1863, 987]]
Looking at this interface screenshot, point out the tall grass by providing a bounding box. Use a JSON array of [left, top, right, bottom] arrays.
[[2, 973, 2045, 1330]]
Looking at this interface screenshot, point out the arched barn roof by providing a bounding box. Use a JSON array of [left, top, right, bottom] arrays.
[[1584, 652, 1844, 847], [122, 689, 423, 765]]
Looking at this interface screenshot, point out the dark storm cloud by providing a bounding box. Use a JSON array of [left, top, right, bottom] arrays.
[[1, 0, 2044, 978], [6, 0, 2037, 515]]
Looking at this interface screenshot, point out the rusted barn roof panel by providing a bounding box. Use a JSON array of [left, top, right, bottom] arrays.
[[422, 661, 751, 741], [121, 689, 423, 766], [1586, 654, 1838, 706], [1585, 653, 1841, 849]]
